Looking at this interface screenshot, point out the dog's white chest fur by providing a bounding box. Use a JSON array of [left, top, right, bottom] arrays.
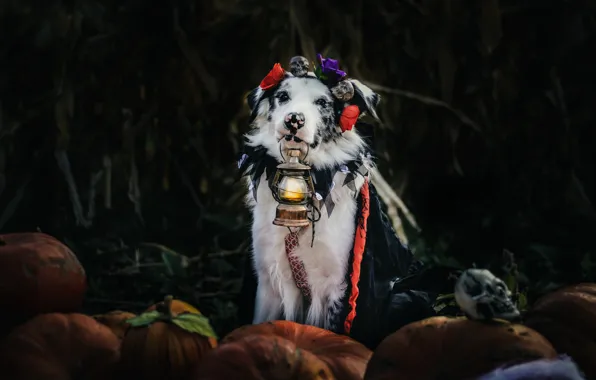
[[247, 170, 366, 329]]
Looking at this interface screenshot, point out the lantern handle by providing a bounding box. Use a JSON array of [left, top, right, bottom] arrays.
[[278, 143, 310, 164], [303, 144, 310, 162]]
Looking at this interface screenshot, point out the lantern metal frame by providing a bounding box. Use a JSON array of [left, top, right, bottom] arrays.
[[270, 149, 315, 227]]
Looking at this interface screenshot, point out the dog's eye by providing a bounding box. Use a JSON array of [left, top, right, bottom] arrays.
[[315, 98, 329, 108], [276, 91, 290, 103]]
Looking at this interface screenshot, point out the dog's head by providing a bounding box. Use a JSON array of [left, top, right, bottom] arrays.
[[244, 55, 381, 169]]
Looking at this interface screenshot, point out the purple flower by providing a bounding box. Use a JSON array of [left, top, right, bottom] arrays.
[[315, 54, 347, 84]]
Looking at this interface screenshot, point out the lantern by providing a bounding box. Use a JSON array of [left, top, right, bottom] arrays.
[[271, 149, 315, 227]]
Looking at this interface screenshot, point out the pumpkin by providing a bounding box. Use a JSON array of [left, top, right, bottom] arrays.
[[524, 282, 596, 379], [146, 298, 201, 315], [195, 320, 372, 380], [93, 310, 136, 340], [364, 316, 557, 380], [145, 297, 217, 347], [0, 233, 87, 326], [0, 313, 120, 380], [117, 295, 218, 380], [195, 333, 335, 380]]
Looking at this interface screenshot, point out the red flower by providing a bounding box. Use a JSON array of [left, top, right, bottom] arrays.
[[259, 63, 286, 90], [339, 105, 360, 132]]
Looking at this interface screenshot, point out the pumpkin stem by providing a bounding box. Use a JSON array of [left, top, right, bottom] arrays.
[[156, 295, 175, 321]]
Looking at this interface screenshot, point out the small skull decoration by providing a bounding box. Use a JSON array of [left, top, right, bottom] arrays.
[[289, 56, 310, 77], [331, 80, 355, 101], [454, 268, 520, 321]]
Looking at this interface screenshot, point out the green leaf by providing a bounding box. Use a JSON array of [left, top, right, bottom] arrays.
[[314, 65, 326, 81], [126, 310, 161, 327], [172, 312, 218, 339], [161, 250, 189, 278], [503, 272, 517, 294], [517, 292, 528, 311]]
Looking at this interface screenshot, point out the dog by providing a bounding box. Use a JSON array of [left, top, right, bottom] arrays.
[[239, 55, 436, 346]]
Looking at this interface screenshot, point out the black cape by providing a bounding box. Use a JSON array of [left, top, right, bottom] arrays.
[[332, 182, 437, 348]]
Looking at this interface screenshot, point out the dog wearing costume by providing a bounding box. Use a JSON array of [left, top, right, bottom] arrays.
[[238, 54, 437, 348]]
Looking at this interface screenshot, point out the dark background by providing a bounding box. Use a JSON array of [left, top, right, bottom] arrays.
[[1, 0, 595, 336]]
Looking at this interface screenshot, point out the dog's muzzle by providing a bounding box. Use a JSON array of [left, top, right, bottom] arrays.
[[282, 112, 307, 143], [284, 112, 305, 134]]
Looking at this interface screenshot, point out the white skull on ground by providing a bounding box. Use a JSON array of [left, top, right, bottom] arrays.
[[454, 268, 520, 321]]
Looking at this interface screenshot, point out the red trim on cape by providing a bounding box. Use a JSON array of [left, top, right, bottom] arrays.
[[343, 179, 370, 334]]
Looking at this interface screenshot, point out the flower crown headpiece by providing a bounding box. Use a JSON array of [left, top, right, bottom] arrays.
[[258, 54, 361, 133]]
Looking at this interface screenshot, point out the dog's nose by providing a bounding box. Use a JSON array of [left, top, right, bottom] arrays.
[[284, 112, 305, 132]]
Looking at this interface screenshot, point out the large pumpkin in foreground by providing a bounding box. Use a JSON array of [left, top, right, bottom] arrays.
[[524, 283, 596, 379], [0, 233, 87, 325], [0, 313, 121, 380], [117, 295, 217, 380], [195, 334, 334, 380], [364, 316, 557, 380], [195, 320, 372, 380]]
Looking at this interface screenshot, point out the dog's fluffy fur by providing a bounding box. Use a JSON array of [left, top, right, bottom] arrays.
[[243, 69, 381, 329]]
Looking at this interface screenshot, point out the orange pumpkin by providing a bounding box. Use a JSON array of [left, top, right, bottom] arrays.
[[0, 313, 120, 380], [196, 320, 372, 380], [146, 298, 201, 315], [524, 282, 596, 379], [364, 316, 557, 380], [195, 334, 334, 380], [117, 295, 217, 380], [145, 298, 217, 347], [0, 233, 87, 326], [93, 310, 136, 340]]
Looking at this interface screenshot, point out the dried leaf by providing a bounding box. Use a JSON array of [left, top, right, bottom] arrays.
[[433, 293, 457, 313]]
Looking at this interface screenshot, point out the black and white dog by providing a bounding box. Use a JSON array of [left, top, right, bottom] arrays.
[[239, 55, 437, 348]]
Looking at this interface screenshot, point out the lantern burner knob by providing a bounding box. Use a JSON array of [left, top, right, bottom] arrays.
[[287, 149, 302, 164]]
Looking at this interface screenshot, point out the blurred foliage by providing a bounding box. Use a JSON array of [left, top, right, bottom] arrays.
[[1, 0, 595, 336]]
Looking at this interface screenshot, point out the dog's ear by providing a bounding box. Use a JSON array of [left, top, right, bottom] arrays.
[[246, 86, 269, 124], [246, 71, 292, 123], [246, 86, 264, 113], [348, 79, 381, 120]]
